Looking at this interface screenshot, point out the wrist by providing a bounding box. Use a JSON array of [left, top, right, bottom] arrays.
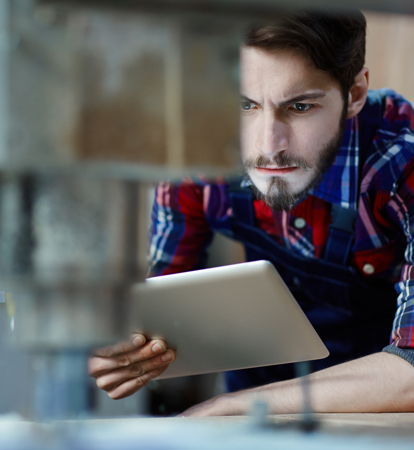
[[219, 387, 268, 416]]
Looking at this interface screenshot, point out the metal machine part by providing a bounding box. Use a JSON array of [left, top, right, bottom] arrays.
[[0, 175, 139, 346], [0, 173, 141, 418], [0, 0, 244, 419], [39, 0, 414, 18]]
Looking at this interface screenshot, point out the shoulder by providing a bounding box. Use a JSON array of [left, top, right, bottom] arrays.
[[154, 175, 234, 217], [379, 89, 414, 122], [360, 89, 414, 136], [360, 89, 414, 194]]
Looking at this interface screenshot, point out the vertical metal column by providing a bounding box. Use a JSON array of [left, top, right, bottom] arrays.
[[0, 0, 9, 164], [32, 350, 89, 420]]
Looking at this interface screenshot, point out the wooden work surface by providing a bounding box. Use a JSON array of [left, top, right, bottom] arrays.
[[88, 413, 414, 437], [3, 413, 414, 448], [270, 413, 414, 437]]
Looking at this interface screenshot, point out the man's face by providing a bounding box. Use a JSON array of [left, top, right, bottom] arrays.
[[240, 47, 347, 211]]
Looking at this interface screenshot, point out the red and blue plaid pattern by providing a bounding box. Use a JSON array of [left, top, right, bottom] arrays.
[[148, 89, 414, 350]]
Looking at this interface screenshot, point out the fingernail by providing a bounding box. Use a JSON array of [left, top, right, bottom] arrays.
[[132, 335, 145, 347], [152, 342, 164, 353], [161, 350, 173, 362]]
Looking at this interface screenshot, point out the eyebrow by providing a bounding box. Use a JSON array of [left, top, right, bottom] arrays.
[[240, 91, 327, 107]]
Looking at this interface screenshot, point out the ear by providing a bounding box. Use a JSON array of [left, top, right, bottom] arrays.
[[346, 67, 369, 119]]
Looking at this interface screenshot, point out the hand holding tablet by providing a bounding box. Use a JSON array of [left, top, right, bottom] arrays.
[[88, 333, 176, 399], [90, 260, 328, 397]]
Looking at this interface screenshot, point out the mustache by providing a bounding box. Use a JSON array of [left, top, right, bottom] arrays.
[[244, 154, 312, 171]]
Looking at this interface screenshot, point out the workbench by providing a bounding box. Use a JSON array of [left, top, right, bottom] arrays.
[[2, 413, 414, 449]]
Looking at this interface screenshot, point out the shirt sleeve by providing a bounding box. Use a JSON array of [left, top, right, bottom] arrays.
[[147, 179, 214, 277], [387, 170, 414, 350], [382, 344, 414, 366], [360, 91, 414, 352], [382, 102, 414, 350]]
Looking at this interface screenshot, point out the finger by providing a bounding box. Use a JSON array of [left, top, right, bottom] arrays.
[[92, 333, 146, 358], [106, 366, 169, 400], [95, 349, 176, 392], [88, 340, 169, 377]]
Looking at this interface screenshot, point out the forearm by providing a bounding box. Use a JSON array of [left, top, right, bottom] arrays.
[[183, 352, 414, 416], [271, 352, 414, 413]]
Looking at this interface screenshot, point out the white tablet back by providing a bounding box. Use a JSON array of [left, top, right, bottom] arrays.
[[129, 260, 329, 379]]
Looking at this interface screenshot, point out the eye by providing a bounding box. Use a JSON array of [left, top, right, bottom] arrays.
[[291, 103, 313, 112], [240, 100, 257, 112]]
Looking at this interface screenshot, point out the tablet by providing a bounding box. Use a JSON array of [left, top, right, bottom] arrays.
[[129, 260, 329, 379]]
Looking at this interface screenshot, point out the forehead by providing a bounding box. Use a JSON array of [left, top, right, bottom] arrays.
[[240, 47, 340, 100]]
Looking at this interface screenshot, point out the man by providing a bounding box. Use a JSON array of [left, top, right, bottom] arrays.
[[89, 10, 414, 414]]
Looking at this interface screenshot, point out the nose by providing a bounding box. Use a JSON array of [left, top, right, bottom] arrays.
[[255, 111, 288, 157]]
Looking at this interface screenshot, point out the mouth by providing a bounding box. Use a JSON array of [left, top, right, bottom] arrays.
[[254, 166, 299, 176]]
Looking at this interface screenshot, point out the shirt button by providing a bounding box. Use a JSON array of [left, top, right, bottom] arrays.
[[363, 263, 375, 275], [294, 217, 306, 229]]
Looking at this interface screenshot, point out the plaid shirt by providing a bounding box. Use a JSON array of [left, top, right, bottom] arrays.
[[149, 89, 414, 354]]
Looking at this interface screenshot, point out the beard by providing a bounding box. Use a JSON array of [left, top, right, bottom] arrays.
[[244, 108, 348, 211]]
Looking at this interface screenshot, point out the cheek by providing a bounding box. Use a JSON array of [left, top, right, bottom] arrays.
[[289, 125, 319, 161], [240, 117, 256, 163], [291, 113, 340, 160]]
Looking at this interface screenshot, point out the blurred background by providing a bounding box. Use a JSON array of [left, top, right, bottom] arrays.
[[0, 3, 414, 420], [365, 10, 414, 104]]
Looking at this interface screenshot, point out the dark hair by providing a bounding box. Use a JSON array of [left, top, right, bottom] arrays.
[[245, 10, 366, 99]]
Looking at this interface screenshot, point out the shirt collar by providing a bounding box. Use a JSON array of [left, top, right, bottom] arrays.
[[311, 115, 360, 209]]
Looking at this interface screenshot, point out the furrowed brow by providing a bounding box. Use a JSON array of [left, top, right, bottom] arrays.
[[240, 94, 259, 105], [278, 92, 326, 108]]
